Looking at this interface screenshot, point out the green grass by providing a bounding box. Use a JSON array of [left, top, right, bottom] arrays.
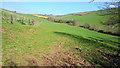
[[2, 9, 120, 66], [57, 10, 110, 30]]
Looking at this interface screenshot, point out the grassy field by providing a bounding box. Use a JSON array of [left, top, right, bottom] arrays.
[[56, 10, 111, 31], [1, 8, 120, 66], [58, 11, 105, 24]]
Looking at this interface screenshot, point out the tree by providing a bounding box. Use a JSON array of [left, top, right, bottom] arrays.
[[91, 0, 119, 25], [91, 0, 120, 57]]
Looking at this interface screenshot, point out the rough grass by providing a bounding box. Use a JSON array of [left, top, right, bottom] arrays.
[[2, 9, 120, 66]]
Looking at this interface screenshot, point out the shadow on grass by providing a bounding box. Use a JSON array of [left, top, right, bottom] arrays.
[[89, 36, 120, 46], [54, 31, 120, 66], [87, 36, 119, 50], [54, 32, 118, 51]]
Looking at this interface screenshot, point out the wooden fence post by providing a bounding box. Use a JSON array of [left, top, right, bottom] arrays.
[[21, 17, 24, 24], [29, 19, 31, 25], [31, 19, 34, 25], [10, 15, 13, 24]]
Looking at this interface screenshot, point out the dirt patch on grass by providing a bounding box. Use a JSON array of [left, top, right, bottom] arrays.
[[42, 52, 91, 66], [41, 40, 92, 66], [3, 37, 92, 66], [0, 28, 6, 33], [11, 54, 42, 66]]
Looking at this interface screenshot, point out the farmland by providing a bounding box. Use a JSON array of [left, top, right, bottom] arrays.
[[56, 9, 120, 36], [1, 8, 120, 67]]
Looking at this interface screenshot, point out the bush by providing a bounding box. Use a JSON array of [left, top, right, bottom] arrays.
[[71, 20, 76, 26], [112, 24, 120, 34], [83, 23, 90, 28], [98, 30, 104, 33]]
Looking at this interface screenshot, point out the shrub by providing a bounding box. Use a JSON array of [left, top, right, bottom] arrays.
[[66, 20, 76, 26], [66, 21, 70, 23], [98, 30, 104, 33], [83, 23, 90, 28], [71, 20, 76, 26], [112, 24, 120, 34]]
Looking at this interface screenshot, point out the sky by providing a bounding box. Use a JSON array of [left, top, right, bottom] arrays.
[[1, 0, 118, 15], [0, 0, 119, 2], [1, 0, 118, 2], [1, 2, 101, 15]]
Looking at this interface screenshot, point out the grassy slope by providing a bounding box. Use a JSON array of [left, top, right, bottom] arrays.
[[57, 10, 109, 30], [2, 9, 120, 66]]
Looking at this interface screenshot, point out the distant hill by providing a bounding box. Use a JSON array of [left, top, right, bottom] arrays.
[[56, 8, 119, 35], [70, 11, 97, 15]]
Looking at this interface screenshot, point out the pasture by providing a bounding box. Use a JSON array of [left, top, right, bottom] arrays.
[[1, 8, 120, 66]]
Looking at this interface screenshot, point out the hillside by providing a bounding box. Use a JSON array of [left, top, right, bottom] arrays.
[[71, 11, 97, 15], [1, 8, 120, 66], [57, 10, 107, 29], [56, 9, 119, 35]]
